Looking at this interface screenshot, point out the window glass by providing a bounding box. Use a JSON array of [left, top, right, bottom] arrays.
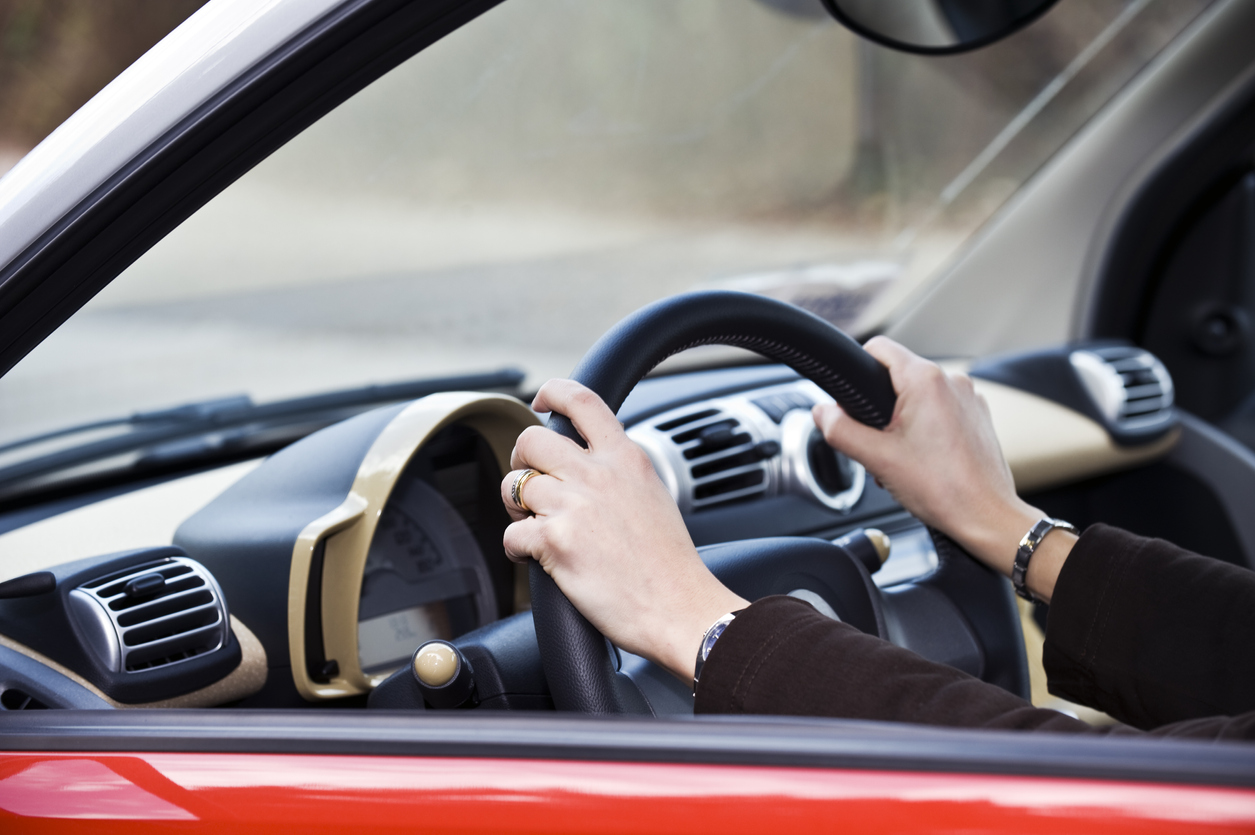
[[0, 0, 1214, 446]]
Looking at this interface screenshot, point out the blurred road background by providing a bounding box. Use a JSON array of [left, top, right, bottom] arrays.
[[0, 0, 1210, 445]]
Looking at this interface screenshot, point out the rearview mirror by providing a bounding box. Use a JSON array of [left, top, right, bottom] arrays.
[[820, 0, 1059, 55]]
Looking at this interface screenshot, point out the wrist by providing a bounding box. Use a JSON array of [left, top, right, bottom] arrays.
[[953, 502, 1079, 604], [656, 584, 748, 683], [951, 498, 1042, 575], [1024, 527, 1077, 604]]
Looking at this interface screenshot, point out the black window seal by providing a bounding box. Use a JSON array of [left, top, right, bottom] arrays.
[[1, 710, 1252, 788]]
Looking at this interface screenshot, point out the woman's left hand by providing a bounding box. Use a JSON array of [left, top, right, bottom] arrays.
[[500, 379, 748, 682]]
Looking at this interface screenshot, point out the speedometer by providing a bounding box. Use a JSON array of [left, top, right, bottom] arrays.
[[357, 476, 496, 674]]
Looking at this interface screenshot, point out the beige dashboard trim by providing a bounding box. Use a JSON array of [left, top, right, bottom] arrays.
[[0, 615, 267, 708], [972, 377, 1179, 493], [288, 392, 541, 701]]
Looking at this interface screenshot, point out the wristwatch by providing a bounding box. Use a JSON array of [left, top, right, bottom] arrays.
[[692, 612, 737, 692], [1012, 517, 1079, 602]]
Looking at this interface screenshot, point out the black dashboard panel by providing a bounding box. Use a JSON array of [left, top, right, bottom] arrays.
[[0, 547, 240, 703], [174, 403, 407, 704]]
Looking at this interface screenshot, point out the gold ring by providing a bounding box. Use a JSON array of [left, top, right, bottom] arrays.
[[511, 468, 542, 513]]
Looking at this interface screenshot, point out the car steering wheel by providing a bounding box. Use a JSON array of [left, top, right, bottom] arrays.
[[532, 290, 1027, 713]]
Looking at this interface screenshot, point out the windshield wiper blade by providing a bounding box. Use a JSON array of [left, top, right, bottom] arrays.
[[0, 368, 525, 499], [0, 395, 256, 458]]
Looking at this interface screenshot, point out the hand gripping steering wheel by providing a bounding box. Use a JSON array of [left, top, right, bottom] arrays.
[[533, 290, 1028, 713]]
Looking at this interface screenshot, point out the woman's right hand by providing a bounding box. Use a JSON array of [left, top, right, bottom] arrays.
[[813, 336, 1074, 601]]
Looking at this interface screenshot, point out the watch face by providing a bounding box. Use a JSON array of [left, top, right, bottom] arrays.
[[701, 621, 731, 661]]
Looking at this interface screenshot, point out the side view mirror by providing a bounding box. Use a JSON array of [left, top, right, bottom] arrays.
[[820, 0, 1060, 55]]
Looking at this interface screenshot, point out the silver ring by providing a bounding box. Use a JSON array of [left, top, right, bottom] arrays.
[[511, 468, 542, 513]]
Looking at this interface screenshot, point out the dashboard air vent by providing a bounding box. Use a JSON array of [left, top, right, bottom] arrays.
[[1070, 346, 1175, 432], [68, 557, 228, 674], [667, 409, 769, 509]]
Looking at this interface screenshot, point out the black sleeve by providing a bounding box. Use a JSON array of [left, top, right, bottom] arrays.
[[693, 594, 1255, 740], [693, 595, 1089, 732], [1043, 523, 1255, 730]]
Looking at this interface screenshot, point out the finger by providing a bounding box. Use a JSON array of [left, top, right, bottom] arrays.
[[511, 424, 586, 473], [503, 515, 545, 563], [948, 369, 975, 393], [976, 390, 994, 420], [813, 402, 887, 470], [500, 468, 561, 519], [862, 335, 934, 399], [501, 469, 532, 522], [531, 379, 624, 452], [861, 335, 919, 374]]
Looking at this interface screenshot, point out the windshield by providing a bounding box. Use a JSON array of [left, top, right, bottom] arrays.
[[0, 0, 1213, 451]]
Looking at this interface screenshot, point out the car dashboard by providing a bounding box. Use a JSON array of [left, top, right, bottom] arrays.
[[0, 344, 1190, 713]]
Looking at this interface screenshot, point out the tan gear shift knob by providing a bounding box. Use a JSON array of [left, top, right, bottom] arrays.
[[834, 527, 892, 575], [410, 640, 477, 708], [864, 528, 892, 564], [413, 641, 459, 687]]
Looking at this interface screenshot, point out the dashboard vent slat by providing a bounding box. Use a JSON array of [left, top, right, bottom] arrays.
[[693, 469, 765, 501], [690, 449, 763, 479], [108, 574, 205, 611], [656, 409, 719, 432]]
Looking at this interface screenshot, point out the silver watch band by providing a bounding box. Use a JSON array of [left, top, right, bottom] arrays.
[[1012, 517, 1078, 602]]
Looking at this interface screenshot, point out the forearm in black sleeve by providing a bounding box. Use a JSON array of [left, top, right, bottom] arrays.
[[693, 595, 1088, 732], [1044, 524, 1255, 730]]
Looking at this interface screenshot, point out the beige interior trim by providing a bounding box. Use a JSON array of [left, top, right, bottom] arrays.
[[934, 361, 1179, 492], [973, 377, 1179, 493], [288, 392, 541, 701], [0, 615, 266, 708], [0, 459, 262, 583]]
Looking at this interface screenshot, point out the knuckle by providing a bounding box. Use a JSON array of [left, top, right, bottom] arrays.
[[566, 489, 595, 515], [541, 517, 569, 550], [624, 443, 654, 475], [517, 425, 545, 450], [914, 362, 946, 390], [571, 387, 599, 411], [502, 525, 527, 558]]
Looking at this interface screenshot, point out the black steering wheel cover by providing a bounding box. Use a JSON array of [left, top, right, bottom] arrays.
[[533, 291, 898, 714], [556, 290, 896, 434]]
